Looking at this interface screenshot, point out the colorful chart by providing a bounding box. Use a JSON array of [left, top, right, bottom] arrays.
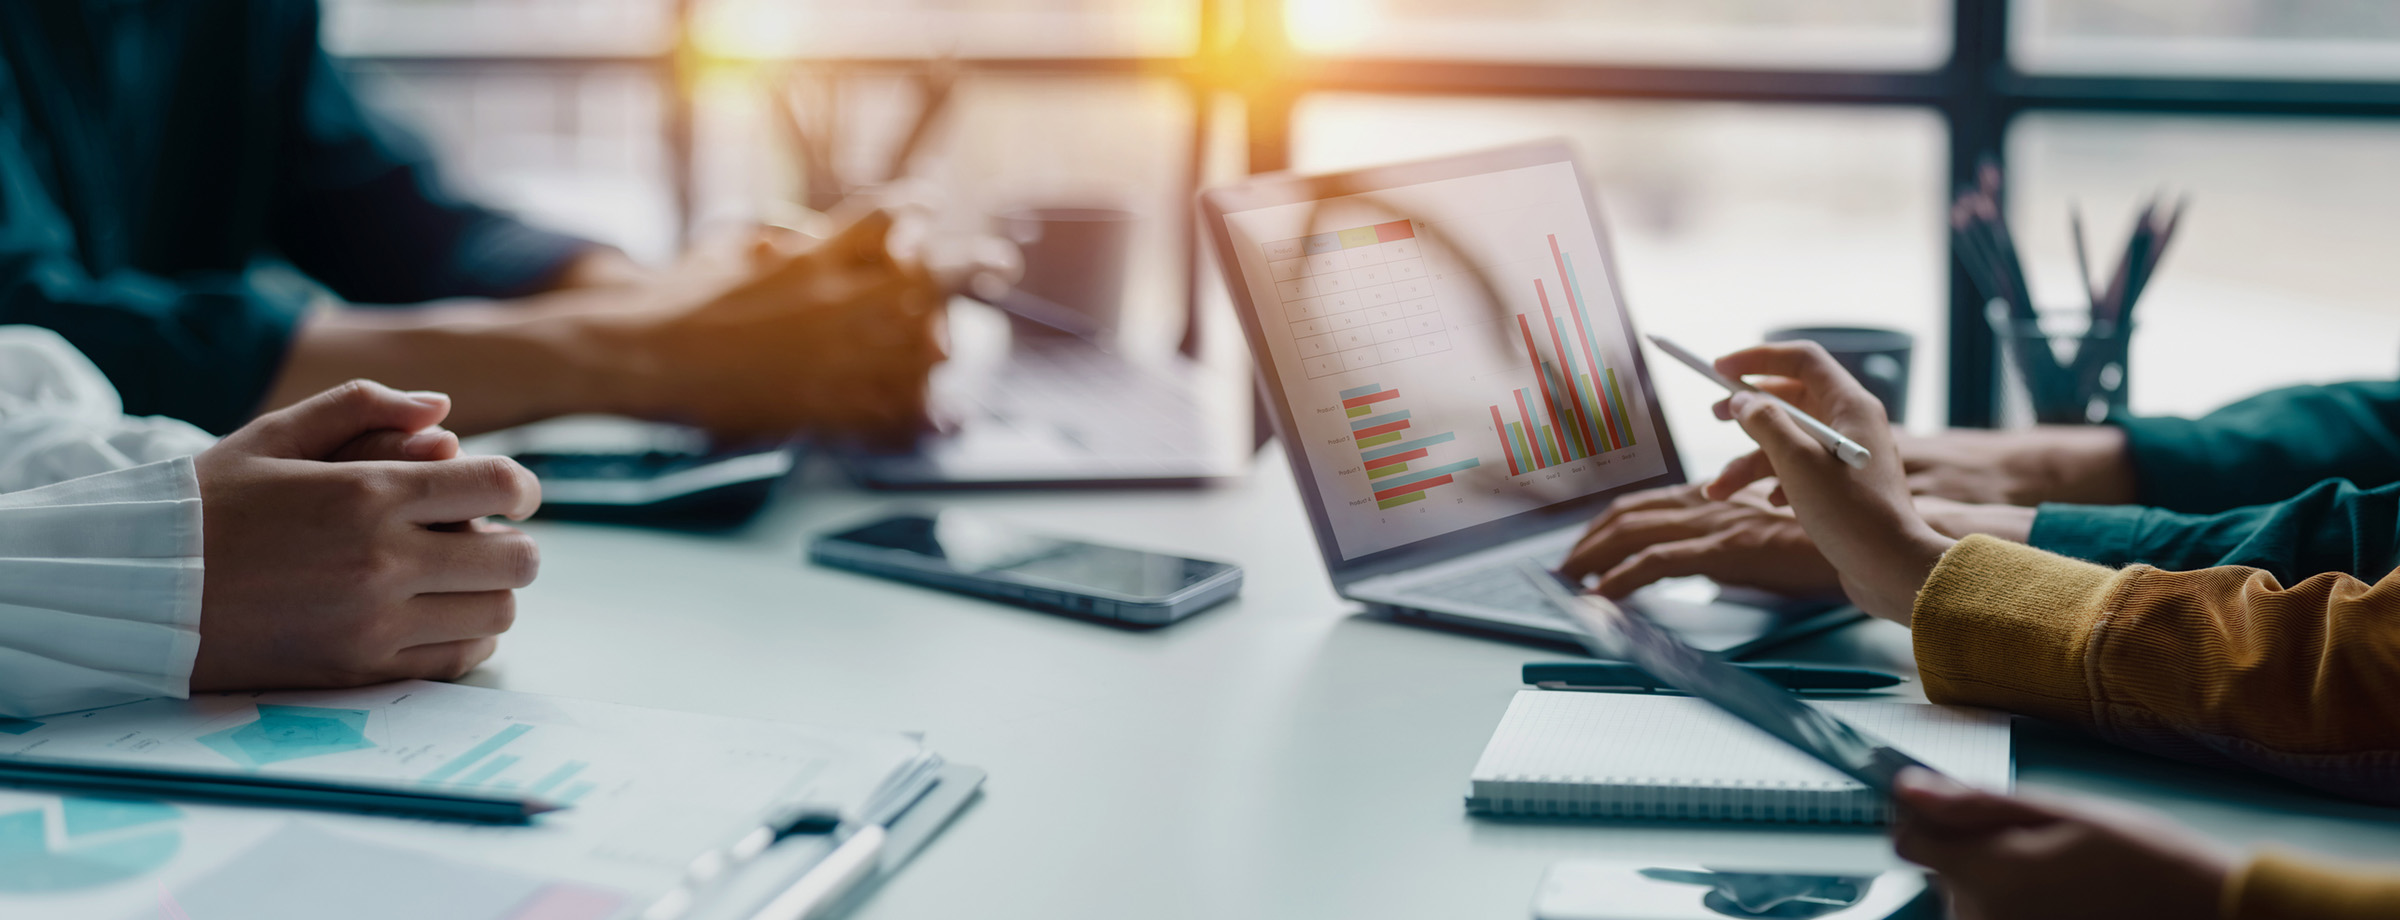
[[1488, 233, 1637, 475], [1341, 383, 1481, 509], [0, 798, 182, 892], [198, 705, 377, 768]]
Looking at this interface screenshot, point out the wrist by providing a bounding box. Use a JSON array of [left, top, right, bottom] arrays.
[[2023, 425, 2135, 504], [1919, 498, 2037, 543]]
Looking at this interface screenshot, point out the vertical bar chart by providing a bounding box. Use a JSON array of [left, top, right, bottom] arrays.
[[1487, 233, 1641, 474], [1342, 383, 1480, 509]]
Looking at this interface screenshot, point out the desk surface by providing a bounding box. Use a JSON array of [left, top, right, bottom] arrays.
[[486, 452, 2400, 919]]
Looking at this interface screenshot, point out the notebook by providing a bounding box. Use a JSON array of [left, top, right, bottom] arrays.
[[1467, 690, 2012, 824]]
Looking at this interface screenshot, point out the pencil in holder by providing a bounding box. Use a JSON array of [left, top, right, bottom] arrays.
[[1988, 303, 2131, 425]]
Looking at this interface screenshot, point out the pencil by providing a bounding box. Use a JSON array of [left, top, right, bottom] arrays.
[[0, 755, 564, 824]]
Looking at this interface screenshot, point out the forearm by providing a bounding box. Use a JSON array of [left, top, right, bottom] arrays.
[[2028, 478, 2400, 583], [2116, 381, 2400, 514], [264, 297, 659, 435], [1912, 536, 2400, 804]]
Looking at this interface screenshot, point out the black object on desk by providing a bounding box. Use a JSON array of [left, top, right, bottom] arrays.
[[1525, 661, 1905, 694], [0, 755, 560, 824]]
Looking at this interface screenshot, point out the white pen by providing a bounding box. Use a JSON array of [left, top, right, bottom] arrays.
[[1646, 334, 1872, 470]]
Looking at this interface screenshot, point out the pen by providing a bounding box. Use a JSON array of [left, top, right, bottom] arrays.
[[0, 755, 562, 824], [1522, 661, 1905, 694], [1646, 335, 1872, 469]]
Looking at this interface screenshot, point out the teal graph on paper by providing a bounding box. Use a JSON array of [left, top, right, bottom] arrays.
[[198, 705, 376, 767], [422, 724, 534, 786], [0, 798, 182, 892]]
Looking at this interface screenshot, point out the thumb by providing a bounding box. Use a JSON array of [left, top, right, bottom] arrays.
[[240, 380, 452, 460]]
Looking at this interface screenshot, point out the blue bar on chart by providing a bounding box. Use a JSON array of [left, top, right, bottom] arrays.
[[1359, 431, 1456, 462], [421, 723, 533, 784]]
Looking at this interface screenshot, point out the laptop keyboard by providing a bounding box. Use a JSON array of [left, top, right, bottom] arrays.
[[1410, 561, 1564, 620]]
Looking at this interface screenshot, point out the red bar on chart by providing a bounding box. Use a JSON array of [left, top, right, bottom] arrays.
[[1533, 280, 1595, 459], [1551, 235, 1626, 449], [1363, 448, 1426, 470], [1515, 315, 1571, 462], [1352, 419, 1411, 440], [1373, 220, 1414, 242], [1490, 405, 1518, 476], [1372, 475, 1454, 502], [1513, 388, 1543, 471], [1342, 389, 1402, 410]]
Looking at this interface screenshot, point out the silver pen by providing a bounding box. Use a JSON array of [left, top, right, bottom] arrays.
[[1647, 335, 1872, 469]]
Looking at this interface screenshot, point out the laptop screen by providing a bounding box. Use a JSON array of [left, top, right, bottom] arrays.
[[1208, 143, 1678, 563]]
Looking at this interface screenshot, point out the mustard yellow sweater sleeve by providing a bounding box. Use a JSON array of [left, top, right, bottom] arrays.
[[1911, 536, 2400, 920], [2225, 851, 2400, 920], [1910, 535, 2400, 804]]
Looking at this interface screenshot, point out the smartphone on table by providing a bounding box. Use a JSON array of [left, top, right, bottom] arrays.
[[809, 512, 1243, 626]]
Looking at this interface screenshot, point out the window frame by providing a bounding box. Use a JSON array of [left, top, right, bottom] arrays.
[[343, 0, 2400, 425]]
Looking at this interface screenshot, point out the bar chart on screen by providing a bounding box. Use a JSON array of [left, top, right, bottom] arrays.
[[1487, 233, 1639, 477], [1340, 383, 1482, 510]]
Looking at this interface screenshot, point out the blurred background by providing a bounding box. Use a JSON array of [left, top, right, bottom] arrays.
[[328, 0, 2400, 461]]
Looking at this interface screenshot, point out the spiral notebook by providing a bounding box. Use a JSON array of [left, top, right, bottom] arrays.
[[1467, 690, 2012, 825]]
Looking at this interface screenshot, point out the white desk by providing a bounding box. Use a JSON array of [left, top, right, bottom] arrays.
[[484, 452, 2400, 919]]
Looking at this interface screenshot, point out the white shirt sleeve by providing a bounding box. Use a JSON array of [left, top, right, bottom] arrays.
[[0, 326, 214, 718]]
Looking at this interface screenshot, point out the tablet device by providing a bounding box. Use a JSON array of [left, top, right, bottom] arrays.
[[1518, 563, 1934, 794]]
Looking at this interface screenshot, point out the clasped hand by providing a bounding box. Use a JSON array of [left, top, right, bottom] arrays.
[[192, 381, 541, 690]]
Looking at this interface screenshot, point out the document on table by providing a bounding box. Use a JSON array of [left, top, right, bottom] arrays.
[[0, 680, 933, 920]]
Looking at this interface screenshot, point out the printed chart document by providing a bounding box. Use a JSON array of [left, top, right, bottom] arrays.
[[0, 681, 937, 920]]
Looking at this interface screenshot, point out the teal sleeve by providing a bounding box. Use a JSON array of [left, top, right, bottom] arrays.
[[2112, 381, 2400, 515], [2030, 478, 2400, 582]]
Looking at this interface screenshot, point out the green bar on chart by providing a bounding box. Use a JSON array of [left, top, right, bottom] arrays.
[[1367, 463, 1408, 480], [1377, 491, 1429, 510], [1356, 431, 1403, 449]]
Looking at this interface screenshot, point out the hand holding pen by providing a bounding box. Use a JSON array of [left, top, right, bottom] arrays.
[[1693, 341, 1956, 626]]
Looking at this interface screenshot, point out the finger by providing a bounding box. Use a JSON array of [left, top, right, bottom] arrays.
[[1563, 508, 1714, 580], [1893, 768, 2061, 831], [242, 381, 452, 460], [1595, 538, 1724, 599], [815, 208, 896, 267], [1725, 391, 1828, 483], [1711, 342, 1857, 397], [391, 456, 543, 523], [1705, 449, 1777, 501], [396, 590, 518, 646], [403, 528, 542, 594], [1767, 484, 1787, 507], [1579, 485, 1706, 539], [328, 427, 458, 463], [383, 637, 500, 683]]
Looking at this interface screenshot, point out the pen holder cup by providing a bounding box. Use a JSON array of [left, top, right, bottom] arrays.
[[1989, 304, 2131, 426]]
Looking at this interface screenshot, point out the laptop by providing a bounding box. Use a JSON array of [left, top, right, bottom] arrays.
[[838, 298, 1251, 489], [1199, 140, 1850, 653]]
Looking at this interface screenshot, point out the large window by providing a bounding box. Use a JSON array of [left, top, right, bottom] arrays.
[[333, 0, 2400, 425]]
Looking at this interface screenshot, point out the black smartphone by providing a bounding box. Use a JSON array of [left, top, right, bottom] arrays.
[[808, 513, 1243, 625]]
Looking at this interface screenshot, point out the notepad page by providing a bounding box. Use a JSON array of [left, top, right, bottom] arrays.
[[1471, 690, 2012, 796]]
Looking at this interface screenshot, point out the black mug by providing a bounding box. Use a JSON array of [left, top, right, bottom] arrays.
[[1763, 326, 1914, 424]]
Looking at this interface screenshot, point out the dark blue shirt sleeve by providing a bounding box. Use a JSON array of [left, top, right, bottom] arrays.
[[265, 40, 599, 305], [2031, 478, 2400, 583], [2110, 381, 2400, 515]]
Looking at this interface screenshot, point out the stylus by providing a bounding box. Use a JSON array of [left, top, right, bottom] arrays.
[[1645, 335, 1872, 470]]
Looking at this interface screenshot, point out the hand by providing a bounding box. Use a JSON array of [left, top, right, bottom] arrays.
[[190, 381, 543, 691], [1899, 426, 2134, 506], [1703, 342, 1954, 624], [1892, 768, 2235, 920], [1562, 482, 1845, 601], [606, 209, 945, 444]]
